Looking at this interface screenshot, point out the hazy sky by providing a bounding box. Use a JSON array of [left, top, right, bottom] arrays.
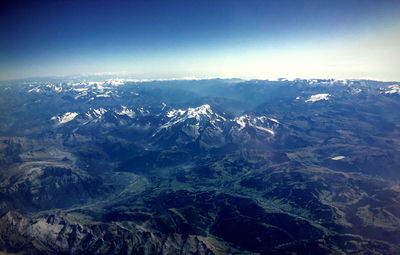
[[1, 0, 400, 81]]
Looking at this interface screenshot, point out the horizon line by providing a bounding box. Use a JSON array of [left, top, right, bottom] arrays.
[[1, 73, 399, 83]]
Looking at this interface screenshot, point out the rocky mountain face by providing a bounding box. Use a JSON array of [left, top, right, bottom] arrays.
[[0, 211, 215, 255], [0, 78, 400, 254]]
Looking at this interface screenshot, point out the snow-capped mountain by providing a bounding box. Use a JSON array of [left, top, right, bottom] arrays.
[[151, 104, 279, 148]]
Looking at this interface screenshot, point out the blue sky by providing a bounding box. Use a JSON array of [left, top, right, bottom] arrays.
[[1, 0, 400, 80]]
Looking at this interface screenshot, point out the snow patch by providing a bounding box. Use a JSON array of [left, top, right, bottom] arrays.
[[385, 84, 400, 94], [93, 108, 107, 118], [96, 94, 110, 98], [233, 115, 277, 135], [73, 88, 88, 92], [331, 156, 345, 160], [116, 106, 135, 118], [235, 116, 247, 130], [28, 87, 41, 93], [268, 117, 279, 124], [255, 126, 275, 135], [53, 86, 62, 92], [167, 109, 186, 118], [52, 112, 79, 124], [86, 108, 107, 119], [187, 104, 213, 120], [305, 93, 330, 102]]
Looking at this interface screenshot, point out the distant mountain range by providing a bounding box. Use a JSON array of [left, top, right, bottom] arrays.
[[0, 78, 400, 254]]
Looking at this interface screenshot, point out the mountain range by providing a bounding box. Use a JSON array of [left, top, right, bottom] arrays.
[[0, 78, 400, 254]]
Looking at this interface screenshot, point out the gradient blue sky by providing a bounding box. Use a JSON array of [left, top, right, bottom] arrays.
[[1, 0, 400, 81]]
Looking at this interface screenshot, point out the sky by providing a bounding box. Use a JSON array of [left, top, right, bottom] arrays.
[[1, 0, 400, 81]]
